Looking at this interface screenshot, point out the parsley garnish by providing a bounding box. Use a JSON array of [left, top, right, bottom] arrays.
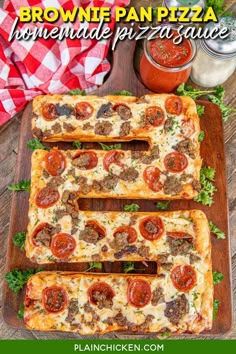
[[5, 268, 43, 294], [72, 141, 82, 149], [176, 83, 224, 100], [209, 221, 225, 239], [112, 90, 133, 96], [67, 89, 86, 96], [208, 95, 236, 122], [213, 299, 220, 319], [198, 131, 205, 142], [206, 0, 229, 16], [213, 271, 224, 285], [196, 104, 205, 116], [123, 261, 144, 273], [156, 201, 170, 211], [99, 143, 122, 150], [13, 232, 26, 251], [27, 138, 49, 152], [160, 331, 171, 338], [124, 203, 140, 212], [85, 262, 102, 272], [17, 303, 24, 320], [194, 167, 217, 206], [8, 180, 31, 192]]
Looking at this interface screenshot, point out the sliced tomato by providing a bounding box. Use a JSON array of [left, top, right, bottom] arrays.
[[139, 216, 164, 241], [165, 96, 183, 115], [86, 220, 106, 240], [103, 150, 125, 172], [167, 232, 193, 239], [181, 119, 195, 138], [113, 226, 137, 244], [42, 286, 68, 313], [164, 152, 188, 173], [171, 265, 197, 292], [88, 282, 115, 305], [35, 187, 60, 208], [143, 166, 162, 192], [145, 106, 165, 127], [41, 103, 58, 121], [51, 233, 76, 259], [75, 102, 94, 120], [45, 150, 66, 176], [127, 279, 151, 308], [72, 151, 98, 170]]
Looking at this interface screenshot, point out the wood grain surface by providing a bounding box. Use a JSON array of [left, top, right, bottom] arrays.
[[0, 0, 236, 340]]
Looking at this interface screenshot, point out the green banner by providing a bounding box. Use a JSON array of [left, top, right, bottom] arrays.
[[0, 339, 236, 354]]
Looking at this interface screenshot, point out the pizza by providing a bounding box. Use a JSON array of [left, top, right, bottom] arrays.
[[26, 188, 210, 264], [24, 267, 213, 334], [31, 94, 202, 200]]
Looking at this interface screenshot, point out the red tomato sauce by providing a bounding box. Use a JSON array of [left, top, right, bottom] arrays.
[[149, 33, 192, 67], [140, 31, 193, 93]]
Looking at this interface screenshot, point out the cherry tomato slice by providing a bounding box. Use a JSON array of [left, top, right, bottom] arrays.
[[145, 106, 165, 127], [103, 150, 125, 172], [45, 150, 66, 176], [181, 119, 195, 138], [72, 151, 98, 170], [42, 286, 68, 313], [127, 279, 151, 308], [88, 282, 115, 305], [171, 265, 197, 292], [113, 226, 138, 244], [51, 233, 76, 259], [139, 216, 164, 241], [143, 166, 162, 192], [167, 232, 193, 239], [35, 187, 60, 208], [75, 102, 94, 120], [165, 96, 183, 115], [41, 103, 58, 121], [164, 152, 188, 173]]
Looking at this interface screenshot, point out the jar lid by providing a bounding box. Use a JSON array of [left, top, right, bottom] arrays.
[[163, 0, 206, 8], [203, 17, 236, 58]]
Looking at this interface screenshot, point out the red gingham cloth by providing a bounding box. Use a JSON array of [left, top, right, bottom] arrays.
[[0, 0, 129, 125]]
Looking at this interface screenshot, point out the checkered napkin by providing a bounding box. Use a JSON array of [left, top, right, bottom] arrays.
[[0, 0, 129, 125]]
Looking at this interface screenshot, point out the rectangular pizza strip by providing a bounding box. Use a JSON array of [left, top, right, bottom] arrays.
[[32, 94, 200, 147], [24, 264, 213, 335], [26, 198, 210, 266]]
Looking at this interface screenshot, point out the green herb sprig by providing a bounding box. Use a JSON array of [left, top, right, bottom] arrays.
[[85, 262, 103, 272], [8, 180, 31, 192], [213, 271, 224, 285], [194, 167, 217, 206], [13, 232, 26, 251], [27, 138, 49, 152], [124, 204, 140, 212], [5, 268, 43, 294], [209, 221, 225, 239], [67, 89, 86, 96], [99, 143, 122, 151], [156, 201, 170, 211], [112, 90, 133, 96]]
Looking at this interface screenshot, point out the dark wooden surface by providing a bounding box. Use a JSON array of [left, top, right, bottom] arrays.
[[0, 0, 236, 340]]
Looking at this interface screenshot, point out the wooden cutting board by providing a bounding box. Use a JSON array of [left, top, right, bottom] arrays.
[[2, 29, 232, 335]]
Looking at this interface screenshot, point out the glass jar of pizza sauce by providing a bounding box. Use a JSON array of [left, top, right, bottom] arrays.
[[140, 31, 196, 93]]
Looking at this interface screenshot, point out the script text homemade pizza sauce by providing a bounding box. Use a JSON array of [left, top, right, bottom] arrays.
[[140, 29, 196, 93]]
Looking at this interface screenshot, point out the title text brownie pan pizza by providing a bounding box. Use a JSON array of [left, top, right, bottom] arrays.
[[31, 94, 202, 200]]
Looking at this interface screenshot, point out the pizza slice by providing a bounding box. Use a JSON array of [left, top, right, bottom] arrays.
[[24, 266, 213, 334]]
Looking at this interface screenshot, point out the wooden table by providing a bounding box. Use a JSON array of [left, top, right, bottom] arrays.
[[0, 0, 235, 340]]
